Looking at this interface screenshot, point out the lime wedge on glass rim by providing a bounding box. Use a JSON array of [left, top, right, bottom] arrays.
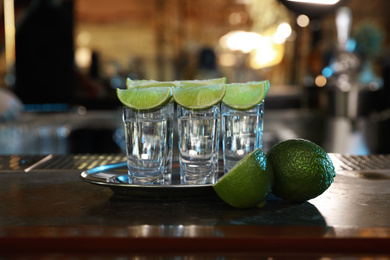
[[126, 78, 179, 89], [126, 77, 226, 89], [176, 77, 227, 88], [116, 87, 173, 111], [222, 80, 270, 110], [173, 83, 225, 110]]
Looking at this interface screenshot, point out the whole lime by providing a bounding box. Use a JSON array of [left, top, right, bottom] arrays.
[[266, 138, 336, 202]]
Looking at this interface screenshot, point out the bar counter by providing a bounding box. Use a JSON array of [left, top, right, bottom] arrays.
[[0, 153, 390, 259]]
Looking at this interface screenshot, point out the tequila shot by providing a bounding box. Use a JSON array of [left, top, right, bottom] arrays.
[[123, 103, 174, 184], [222, 101, 264, 174], [177, 105, 220, 184]]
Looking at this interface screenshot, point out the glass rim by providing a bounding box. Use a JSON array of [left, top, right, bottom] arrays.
[[177, 104, 220, 112]]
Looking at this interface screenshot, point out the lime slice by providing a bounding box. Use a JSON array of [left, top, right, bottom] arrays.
[[177, 77, 227, 88], [117, 87, 173, 111], [173, 84, 225, 110], [126, 78, 179, 89], [126, 78, 155, 88], [213, 148, 274, 209], [222, 80, 270, 110]]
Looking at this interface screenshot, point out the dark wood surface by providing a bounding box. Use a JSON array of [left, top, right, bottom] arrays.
[[0, 155, 390, 258]]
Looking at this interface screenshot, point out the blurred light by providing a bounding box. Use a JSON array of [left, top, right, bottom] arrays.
[[219, 53, 237, 67], [322, 67, 333, 78], [296, 14, 310, 27], [250, 36, 284, 69], [75, 47, 92, 69], [336, 7, 352, 49], [287, 0, 341, 4], [338, 74, 351, 92], [368, 82, 380, 92], [4, 0, 15, 75], [315, 75, 327, 87], [229, 11, 248, 25], [345, 39, 356, 52], [219, 31, 263, 53], [77, 106, 87, 115], [220, 27, 289, 69], [273, 23, 292, 44]]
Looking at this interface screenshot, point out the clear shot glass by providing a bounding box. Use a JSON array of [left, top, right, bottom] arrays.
[[177, 104, 220, 184], [122, 102, 174, 185], [221, 101, 264, 174]]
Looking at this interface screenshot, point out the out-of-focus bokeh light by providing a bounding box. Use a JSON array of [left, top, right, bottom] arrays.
[[273, 23, 292, 44], [219, 31, 264, 53], [315, 75, 327, 87], [296, 14, 310, 28], [219, 22, 292, 69], [250, 36, 284, 69], [322, 67, 333, 78], [4, 0, 15, 74], [229, 11, 249, 25], [75, 47, 92, 69]]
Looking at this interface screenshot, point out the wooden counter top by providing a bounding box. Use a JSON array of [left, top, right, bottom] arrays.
[[0, 154, 389, 258]]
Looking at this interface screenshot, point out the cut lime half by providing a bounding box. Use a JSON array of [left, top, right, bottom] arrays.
[[117, 87, 173, 111], [173, 84, 225, 110], [222, 80, 270, 110], [213, 148, 274, 209]]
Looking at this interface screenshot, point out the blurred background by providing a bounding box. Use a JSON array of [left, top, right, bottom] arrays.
[[0, 0, 389, 156]]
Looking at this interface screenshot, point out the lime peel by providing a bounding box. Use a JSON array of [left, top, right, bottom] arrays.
[[213, 148, 274, 209], [126, 78, 178, 89], [266, 138, 336, 202], [173, 83, 225, 110], [117, 87, 173, 111], [222, 80, 270, 110], [177, 77, 227, 88]]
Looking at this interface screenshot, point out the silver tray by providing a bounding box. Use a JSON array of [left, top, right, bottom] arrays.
[[80, 162, 217, 198]]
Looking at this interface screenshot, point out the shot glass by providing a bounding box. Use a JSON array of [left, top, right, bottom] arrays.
[[122, 102, 174, 185], [222, 101, 264, 174], [177, 104, 220, 184]]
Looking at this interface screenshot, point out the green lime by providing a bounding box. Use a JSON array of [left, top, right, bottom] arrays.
[[222, 80, 270, 110], [173, 83, 225, 110], [116, 87, 172, 111], [213, 148, 274, 209], [126, 78, 179, 89], [177, 77, 227, 88], [266, 138, 336, 203], [126, 78, 155, 88]]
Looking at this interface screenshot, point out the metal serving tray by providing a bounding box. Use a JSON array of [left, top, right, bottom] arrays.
[[80, 162, 217, 198]]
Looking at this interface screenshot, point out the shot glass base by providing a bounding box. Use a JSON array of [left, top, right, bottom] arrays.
[[179, 161, 218, 185], [163, 171, 172, 185], [181, 173, 217, 185], [129, 174, 164, 185]]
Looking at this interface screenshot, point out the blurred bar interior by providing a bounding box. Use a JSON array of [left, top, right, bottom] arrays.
[[0, 0, 389, 155]]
